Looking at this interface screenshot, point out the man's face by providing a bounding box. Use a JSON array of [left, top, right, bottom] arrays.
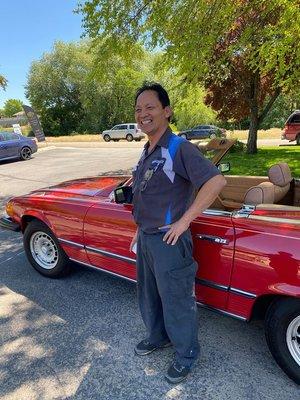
[[135, 90, 172, 137]]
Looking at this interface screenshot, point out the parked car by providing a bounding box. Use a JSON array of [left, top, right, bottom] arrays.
[[281, 110, 300, 145], [101, 123, 145, 142], [178, 125, 226, 140], [0, 131, 37, 162], [1, 138, 300, 384]]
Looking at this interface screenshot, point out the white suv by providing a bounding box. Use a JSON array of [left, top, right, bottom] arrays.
[[101, 123, 145, 142]]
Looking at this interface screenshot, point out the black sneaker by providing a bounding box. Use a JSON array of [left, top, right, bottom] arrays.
[[165, 361, 191, 384], [134, 339, 172, 356]]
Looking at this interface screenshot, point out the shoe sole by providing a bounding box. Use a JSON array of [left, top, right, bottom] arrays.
[[165, 374, 189, 384], [134, 342, 172, 356]]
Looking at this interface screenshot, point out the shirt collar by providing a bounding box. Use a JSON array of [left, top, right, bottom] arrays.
[[143, 127, 172, 151]]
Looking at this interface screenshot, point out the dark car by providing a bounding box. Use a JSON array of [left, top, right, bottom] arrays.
[[178, 125, 226, 140], [281, 110, 300, 144], [0, 131, 37, 162]]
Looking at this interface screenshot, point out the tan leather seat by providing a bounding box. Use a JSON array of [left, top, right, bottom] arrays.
[[219, 163, 292, 209], [244, 163, 292, 206], [244, 182, 275, 205], [268, 162, 292, 203]]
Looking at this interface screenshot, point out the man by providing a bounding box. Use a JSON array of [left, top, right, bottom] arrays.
[[130, 82, 226, 384]]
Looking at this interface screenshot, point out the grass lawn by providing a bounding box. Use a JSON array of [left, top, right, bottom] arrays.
[[223, 146, 300, 176]]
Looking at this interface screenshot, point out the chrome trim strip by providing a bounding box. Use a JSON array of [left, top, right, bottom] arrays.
[[196, 279, 257, 299], [248, 215, 300, 225], [196, 302, 247, 322], [69, 257, 247, 321], [196, 278, 228, 292], [85, 246, 136, 265], [70, 258, 137, 283], [58, 238, 85, 248], [203, 209, 231, 217], [229, 287, 257, 299]]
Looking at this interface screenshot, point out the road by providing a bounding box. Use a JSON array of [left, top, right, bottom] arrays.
[[0, 146, 299, 399]]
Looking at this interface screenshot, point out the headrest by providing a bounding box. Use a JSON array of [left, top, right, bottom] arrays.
[[244, 182, 275, 205], [268, 163, 292, 187]]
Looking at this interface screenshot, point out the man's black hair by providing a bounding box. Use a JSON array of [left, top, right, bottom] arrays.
[[135, 82, 170, 108]]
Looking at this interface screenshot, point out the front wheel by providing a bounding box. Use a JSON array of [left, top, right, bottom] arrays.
[[126, 134, 133, 142], [103, 134, 111, 142], [23, 220, 71, 278], [209, 133, 217, 139], [265, 298, 300, 384], [20, 146, 32, 160]]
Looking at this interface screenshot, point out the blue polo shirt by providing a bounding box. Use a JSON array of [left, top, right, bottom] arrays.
[[132, 128, 220, 233]]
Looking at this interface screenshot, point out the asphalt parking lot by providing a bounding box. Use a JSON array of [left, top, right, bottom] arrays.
[[0, 145, 299, 399]]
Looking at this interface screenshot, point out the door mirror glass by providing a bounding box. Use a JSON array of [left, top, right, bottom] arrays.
[[114, 186, 133, 204], [218, 162, 230, 173]]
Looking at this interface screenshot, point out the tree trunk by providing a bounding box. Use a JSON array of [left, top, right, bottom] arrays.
[[246, 71, 259, 154], [247, 113, 259, 154]]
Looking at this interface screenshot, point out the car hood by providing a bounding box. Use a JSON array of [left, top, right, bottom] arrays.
[[31, 176, 130, 197]]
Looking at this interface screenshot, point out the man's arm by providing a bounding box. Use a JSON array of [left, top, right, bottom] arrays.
[[163, 174, 227, 245]]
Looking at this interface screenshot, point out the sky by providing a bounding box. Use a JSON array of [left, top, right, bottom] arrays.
[[0, 0, 84, 108]]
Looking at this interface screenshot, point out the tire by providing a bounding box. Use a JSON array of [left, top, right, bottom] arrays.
[[265, 297, 300, 384], [179, 133, 187, 140], [23, 220, 71, 278], [126, 134, 133, 142], [296, 135, 300, 145], [103, 134, 111, 142], [209, 133, 217, 139], [20, 146, 32, 160]]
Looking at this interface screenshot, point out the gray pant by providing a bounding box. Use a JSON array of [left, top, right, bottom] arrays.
[[136, 229, 200, 367]]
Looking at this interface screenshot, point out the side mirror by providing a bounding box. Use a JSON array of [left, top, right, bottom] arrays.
[[218, 162, 230, 173], [114, 186, 133, 204]]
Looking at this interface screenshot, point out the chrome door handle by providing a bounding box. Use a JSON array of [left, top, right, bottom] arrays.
[[196, 234, 229, 245]]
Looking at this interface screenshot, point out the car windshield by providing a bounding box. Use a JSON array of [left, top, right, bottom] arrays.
[[196, 138, 236, 164]]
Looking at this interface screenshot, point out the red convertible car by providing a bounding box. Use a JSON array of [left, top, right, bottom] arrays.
[[1, 139, 299, 384]]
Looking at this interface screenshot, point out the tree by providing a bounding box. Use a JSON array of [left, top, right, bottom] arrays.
[[204, 1, 300, 152], [3, 99, 23, 117], [0, 74, 7, 90], [26, 41, 88, 135], [26, 40, 152, 135], [173, 86, 216, 130], [78, 0, 300, 153]]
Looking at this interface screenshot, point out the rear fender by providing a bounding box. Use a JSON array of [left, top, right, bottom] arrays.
[[267, 283, 300, 298]]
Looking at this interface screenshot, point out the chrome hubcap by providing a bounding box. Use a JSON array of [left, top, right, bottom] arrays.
[[30, 231, 59, 269], [286, 315, 300, 366]]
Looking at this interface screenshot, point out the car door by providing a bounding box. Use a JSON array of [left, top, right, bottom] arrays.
[[111, 125, 121, 139], [118, 125, 128, 139], [288, 114, 300, 140], [191, 209, 235, 310], [83, 195, 235, 310], [193, 125, 208, 139], [5, 132, 20, 157], [0, 134, 5, 159], [83, 200, 137, 280], [0, 132, 19, 158], [129, 124, 136, 138]]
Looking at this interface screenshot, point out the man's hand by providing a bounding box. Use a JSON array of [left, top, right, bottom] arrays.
[[130, 228, 138, 252], [162, 175, 226, 246], [162, 218, 190, 245]]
